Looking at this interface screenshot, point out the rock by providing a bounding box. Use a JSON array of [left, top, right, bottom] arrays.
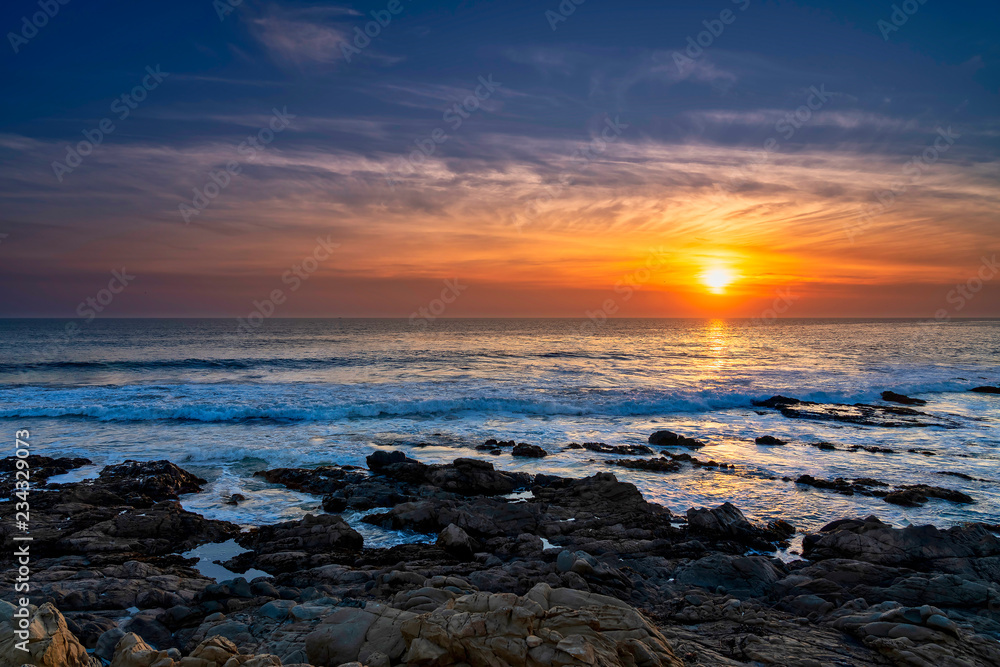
[[687, 502, 792, 548], [884, 485, 974, 507], [305, 603, 416, 666], [803, 516, 1000, 572], [108, 632, 174, 667], [580, 442, 654, 455], [753, 395, 955, 428], [399, 583, 682, 667], [512, 443, 548, 458], [59, 500, 240, 556], [605, 457, 681, 473], [0, 602, 96, 667], [970, 385, 1000, 394], [755, 436, 786, 445], [122, 611, 173, 650], [99, 459, 206, 500], [238, 513, 363, 555], [188, 634, 240, 663], [436, 523, 476, 559], [881, 390, 927, 405], [95, 627, 126, 662], [365, 450, 412, 470], [648, 430, 705, 449], [675, 554, 784, 599]]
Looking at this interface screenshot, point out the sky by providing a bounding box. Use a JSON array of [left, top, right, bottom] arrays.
[[0, 0, 998, 318]]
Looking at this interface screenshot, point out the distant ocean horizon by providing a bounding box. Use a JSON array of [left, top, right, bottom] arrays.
[[2, 317, 997, 544]]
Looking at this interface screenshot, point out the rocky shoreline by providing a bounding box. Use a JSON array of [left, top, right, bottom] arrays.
[[1, 428, 1000, 666]]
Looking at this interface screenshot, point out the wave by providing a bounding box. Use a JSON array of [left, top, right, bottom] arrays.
[[0, 358, 358, 372], [0, 378, 989, 423]]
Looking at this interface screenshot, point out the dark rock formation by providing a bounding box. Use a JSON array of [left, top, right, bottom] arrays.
[[648, 430, 705, 449]]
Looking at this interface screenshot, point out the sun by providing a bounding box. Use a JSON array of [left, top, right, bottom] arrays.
[[701, 266, 736, 294]]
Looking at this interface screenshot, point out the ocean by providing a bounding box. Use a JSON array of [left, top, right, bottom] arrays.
[[1, 318, 997, 546]]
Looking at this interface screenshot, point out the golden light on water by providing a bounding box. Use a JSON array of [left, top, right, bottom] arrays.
[[701, 266, 736, 294]]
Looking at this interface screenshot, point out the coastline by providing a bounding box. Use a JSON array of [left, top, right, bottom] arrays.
[[2, 421, 999, 666]]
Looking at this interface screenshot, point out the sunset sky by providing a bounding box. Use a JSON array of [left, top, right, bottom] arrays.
[[1, 0, 998, 318]]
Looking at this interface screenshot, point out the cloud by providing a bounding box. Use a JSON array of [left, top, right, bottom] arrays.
[[248, 5, 357, 66]]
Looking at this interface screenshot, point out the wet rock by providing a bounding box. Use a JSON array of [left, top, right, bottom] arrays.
[[99, 459, 206, 501], [795, 475, 889, 497], [366, 450, 415, 470], [237, 513, 363, 555], [803, 516, 1000, 573], [687, 502, 793, 549], [754, 435, 786, 445], [881, 390, 927, 405], [810, 441, 837, 451], [605, 457, 682, 473], [59, 500, 240, 556], [648, 430, 705, 449], [0, 455, 92, 496], [970, 385, 1000, 394], [884, 485, 973, 507], [376, 456, 531, 496], [847, 444, 895, 453], [478, 438, 515, 450], [512, 443, 548, 458], [256, 465, 367, 495], [754, 395, 955, 428], [580, 442, 654, 455]]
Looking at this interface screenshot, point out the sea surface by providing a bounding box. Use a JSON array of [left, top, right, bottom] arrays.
[[1, 318, 998, 547]]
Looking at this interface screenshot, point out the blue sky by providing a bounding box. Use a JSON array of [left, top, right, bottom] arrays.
[[1, 0, 998, 317]]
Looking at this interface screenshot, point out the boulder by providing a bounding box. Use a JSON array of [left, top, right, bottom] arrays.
[[512, 443, 548, 458], [237, 513, 363, 555], [99, 459, 206, 500], [436, 523, 476, 559], [305, 603, 416, 666], [648, 431, 705, 449], [803, 516, 1000, 573], [0, 602, 96, 667], [881, 390, 926, 405], [400, 583, 683, 666], [674, 554, 784, 598]]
